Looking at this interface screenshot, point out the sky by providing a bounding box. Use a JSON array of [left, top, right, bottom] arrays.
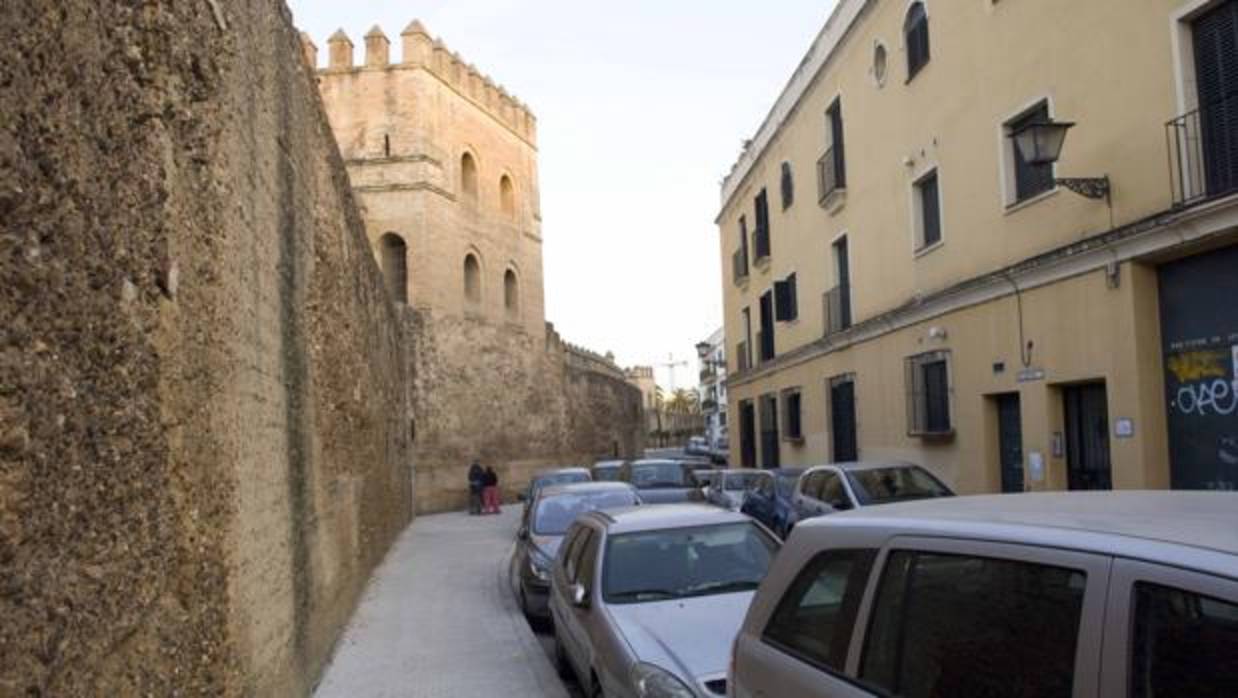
[[288, 0, 835, 389]]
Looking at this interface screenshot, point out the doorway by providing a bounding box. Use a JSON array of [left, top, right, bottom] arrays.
[[759, 393, 780, 469], [1063, 382, 1112, 490], [739, 400, 757, 469], [994, 393, 1024, 493], [829, 375, 858, 462]]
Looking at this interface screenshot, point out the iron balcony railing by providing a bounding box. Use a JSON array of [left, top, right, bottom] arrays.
[[753, 224, 770, 261], [818, 145, 844, 204], [1167, 93, 1238, 207], [824, 284, 852, 337], [736, 341, 750, 372]]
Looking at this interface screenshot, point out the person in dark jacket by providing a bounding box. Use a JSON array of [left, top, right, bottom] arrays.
[[467, 462, 484, 515], [482, 466, 501, 514]]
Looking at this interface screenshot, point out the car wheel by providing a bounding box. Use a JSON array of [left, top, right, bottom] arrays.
[[553, 631, 573, 680]]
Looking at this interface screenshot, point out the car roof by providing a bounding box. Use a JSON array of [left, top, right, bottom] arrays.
[[801, 492, 1238, 574], [628, 459, 681, 466], [537, 481, 637, 499], [805, 461, 919, 473], [581, 503, 754, 534], [535, 467, 590, 479], [770, 467, 806, 476], [592, 460, 624, 468]]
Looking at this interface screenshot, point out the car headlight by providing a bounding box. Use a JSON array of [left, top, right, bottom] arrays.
[[631, 662, 695, 698], [528, 550, 551, 583]]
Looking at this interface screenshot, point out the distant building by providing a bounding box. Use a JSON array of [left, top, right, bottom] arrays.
[[696, 328, 728, 453], [717, 0, 1238, 492]]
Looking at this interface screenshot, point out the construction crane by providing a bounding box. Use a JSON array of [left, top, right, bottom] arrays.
[[657, 353, 689, 392]]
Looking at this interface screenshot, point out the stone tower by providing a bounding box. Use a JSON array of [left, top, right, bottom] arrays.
[[311, 22, 544, 337]]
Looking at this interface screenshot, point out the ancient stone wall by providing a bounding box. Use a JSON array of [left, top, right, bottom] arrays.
[[0, 1, 411, 695], [408, 311, 644, 513]]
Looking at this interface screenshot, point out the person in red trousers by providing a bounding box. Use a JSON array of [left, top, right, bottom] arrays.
[[482, 466, 501, 514]]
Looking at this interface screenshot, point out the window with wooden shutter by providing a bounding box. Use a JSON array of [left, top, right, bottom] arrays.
[[904, 3, 930, 80], [914, 170, 941, 250], [819, 100, 847, 204], [905, 351, 952, 437], [780, 162, 795, 209], [754, 189, 771, 260], [782, 389, 803, 441], [774, 273, 798, 322]]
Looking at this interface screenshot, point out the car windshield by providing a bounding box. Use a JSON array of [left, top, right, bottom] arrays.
[[603, 522, 778, 604], [629, 462, 688, 488], [775, 473, 800, 498], [592, 466, 622, 482], [846, 466, 952, 505], [532, 490, 638, 535], [534, 471, 589, 491], [723, 472, 766, 491]]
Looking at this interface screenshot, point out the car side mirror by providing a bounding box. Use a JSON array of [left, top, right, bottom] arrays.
[[570, 583, 590, 609]]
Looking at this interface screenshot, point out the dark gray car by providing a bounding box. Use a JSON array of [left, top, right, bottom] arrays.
[[618, 459, 703, 504], [514, 482, 640, 621]]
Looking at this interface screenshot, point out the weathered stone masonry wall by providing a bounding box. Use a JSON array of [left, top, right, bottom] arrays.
[[0, 1, 411, 695], [408, 311, 644, 513]]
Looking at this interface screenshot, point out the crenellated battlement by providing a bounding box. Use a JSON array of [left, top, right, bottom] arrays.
[[304, 21, 536, 143]]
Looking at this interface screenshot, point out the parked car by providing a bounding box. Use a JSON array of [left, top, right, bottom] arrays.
[[789, 461, 953, 532], [618, 459, 704, 504], [519, 467, 592, 511], [705, 469, 773, 511], [685, 435, 709, 456], [707, 435, 729, 465], [731, 491, 1238, 698], [690, 468, 721, 499], [513, 482, 641, 621], [591, 460, 626, 483], [740, 467, 805, 537], [550, 504, 781, 698]]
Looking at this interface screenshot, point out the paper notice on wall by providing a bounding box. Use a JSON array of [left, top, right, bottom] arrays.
[[1028, 452, 1045, 483]]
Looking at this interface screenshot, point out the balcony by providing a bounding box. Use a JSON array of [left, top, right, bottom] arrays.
[[732, 248, 748, 284], [699, 367, 716, 383], [823, 284, 852, 337], [1167, 94, 1238, 207], [817, 145, 845, 205]]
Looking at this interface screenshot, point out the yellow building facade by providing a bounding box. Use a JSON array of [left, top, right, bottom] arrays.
[[718, 0, 1238, 494]]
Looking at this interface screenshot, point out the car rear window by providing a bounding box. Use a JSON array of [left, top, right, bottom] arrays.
[[860, 551, 1085, 698], [602, 522, 778, 604], [532, 490, 639, 536], [628, 462, 689, 488], [845, 466, 950, 505]]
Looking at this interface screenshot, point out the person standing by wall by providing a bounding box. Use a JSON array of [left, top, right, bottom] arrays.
[[467, 461, 484, 515], [482, 465, 501, 514]]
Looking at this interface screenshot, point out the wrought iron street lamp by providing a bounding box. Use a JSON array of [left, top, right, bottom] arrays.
[[1009, 119, 1111, 203]]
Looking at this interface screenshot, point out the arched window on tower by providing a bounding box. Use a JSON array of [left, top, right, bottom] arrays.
[[500, 175, 516, 218], [504, 268, 519, 315], [464, 253, 482, 303], [379, 233, 408, 305], [461, 152, 479, 202]]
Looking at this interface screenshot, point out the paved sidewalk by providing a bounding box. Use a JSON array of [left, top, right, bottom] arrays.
[[314, 508, 569, 698]]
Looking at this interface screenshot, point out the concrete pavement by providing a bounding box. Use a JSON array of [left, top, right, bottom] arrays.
[[313, 507, 570, 698]]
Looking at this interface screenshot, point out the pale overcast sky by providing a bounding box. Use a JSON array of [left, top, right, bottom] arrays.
[[289, 0, 834, 389]]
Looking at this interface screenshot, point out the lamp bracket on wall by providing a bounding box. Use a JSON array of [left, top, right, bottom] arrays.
[[1056, 176, 1110, 202]]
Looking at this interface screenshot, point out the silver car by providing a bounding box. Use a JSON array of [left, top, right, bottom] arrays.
[[704, 469, 772, 511], [549, 505, 780, 697], [731, 492, 1238, 698], [788, 461, 952, 532]]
